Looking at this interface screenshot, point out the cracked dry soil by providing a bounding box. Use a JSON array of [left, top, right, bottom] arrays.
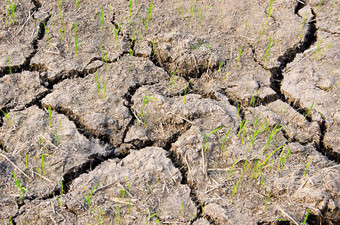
[[0, 0, 339, 224]]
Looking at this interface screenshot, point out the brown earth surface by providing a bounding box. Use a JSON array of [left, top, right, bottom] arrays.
[[0, 0, 339, 224]]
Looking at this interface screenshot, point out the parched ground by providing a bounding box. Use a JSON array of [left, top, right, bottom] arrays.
[[0, 0, 339, 224]]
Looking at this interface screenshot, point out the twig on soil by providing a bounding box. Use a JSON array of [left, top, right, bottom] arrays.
[[167, 167, 177, 183], [0, 151, 31, 179], [33, 171, 53, 183], [16, 11, 36, 36], [276, 206, 299, 225]]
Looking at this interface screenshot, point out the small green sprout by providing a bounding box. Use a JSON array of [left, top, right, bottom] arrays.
[[255, 145, 285, 178], [113, 21, 123, 51], [54, 120, 62, 146], [190, 0, 197, 28], [74, 20, 79, 58], [120, 187, 126, 205], [230, 160, 248, 202], [298, 12, 307, 39], [249, 118, 266, 150], [236, 45, 244, 67], [1, 109, 12, 127], [237, 120, 247, 144], [152, 40, 156, 56], [304, 101, 314, 119], [303, 158, 311, 178], [116, 206, 122, 225], [259, 0, 274, 40], [48, 106, 52, 127], [25, 152, 28, 168], [263, 36, 280, 66], [236, 101, 240, 118], [218, 60, 224, 73], [9, 218, 13, 225], [264, 193, 270, 212], [146, 212, 159, 225], [8, 56, 12, 76], [97, 6, 105, 35], [170, 69, 177, 92], [12, 170, 27, 198], [221, 127, 232, 153], [57, 198, 63, 212], [301, 209, 310, 225], [182, 202, 185, 217], [199, 7, 203, 25], [75, 0, 79, 7], [249, 90, 259, 108], [41, 153, 52, 175], [223, 71, 231, 83], [84, 180, 100, 211], [141, 91, 158, 125], [199, 126, 224, 152], [144, 0, 153, 31], [60, 180, 64, 195], [263, 123, 283, 152], [6, 0, 17, 24], [42, 14, 53, 46], [251, 159, 259, 179]]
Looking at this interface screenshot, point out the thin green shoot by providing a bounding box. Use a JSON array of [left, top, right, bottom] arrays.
[[140, 30, 143, 48], [113, 21, 123, 51], [84, 180, 100, 211], [263, 123, 283, 152], [256, 144, 285, 178], [199, 7, 203, 25], [303, 158, 311, 178], [6, 0, 17, 24], [190, 1, 197, 28], [176, 0, 181, 18], [48, 106, 52, 127], [301, 209, 310, 225], [116, 206, 122, 225], [227, 158, 239, 180], [129, 0, 133, 18], [260, 174, 266, 189], [152, 40, 156, 56], [263, 36, 280, 65], [144, 0, 153, 31], [57, 0, 64, 19], [182, 202, 185, 217], [223, 71, 231, 83], [42, 14, 53, 46], [8, 56, 12, 76], [251, 159, 259, 179], [54, 120, 62, 146], [1, 109, 12, 127], [236, 101, 240, 118], [199, 126, 224, 152], [120, 187, 126, 205], [237, 120, 247, 144], [134, 0, 138, 14], [318, 0, 324, 7], [259, 0, 274, 40], [298, 12, 307, 39], [304, 101, 314, 119], [236, 45, 244, 68], [141, 91, 158, 125], [264, 193, 270, 212], [75, 0, 79, 7], [249, 90, 259, 108], [170, 69, 177, 92], [218, 60, 224, 73], [41, 153, 52, 175], [128, 199, 132, 213], [9, 218, 13, 225], [147, 212, 159, 224], [245, 21, 248, 31], [60, 180, 64, 195], [12, 170, 27, 198], [249, 118, 266, 150], [183, 80, 190, 104], [57, 198, 63, 212], [221, 127, 232, 152], [38, 134, 44, 149], [230, 160, 248, 202], [25, 152, 28, 168], [74, 20, 79, 58]]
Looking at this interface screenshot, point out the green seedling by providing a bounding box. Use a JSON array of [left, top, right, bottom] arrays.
[[199, 7, 203, 25], [6, 0, 17, 24], [182, 202, 185, 217], [57, 0, 64, 19], [277, 147, 291, 171], [120, 188, 126, 205], [42, 14, 53, 46], [170, 69, 177, 92], [41, 153, 52, 175], [183, 80, 190, 104], [54, 120, 62, 146], [256, 145, 285, 178], [12, 170, 27, 198], [260, 174, 266, 189], [236, 101, 240, 118], [251, 159, 259, 179], [97, 6, 105, 35], [60, 180, 64, 195], [263, 123, 283, 152], [218, 60, 224, 73], [199, 126, 224, 152], [227, 158, 239, 180], [221, 127, 232, 153], [126, 15, 132, 35], [298, 12, 307, 39], [259, 0, 274, 40], [48, 106, 52, 127], [9, 218, 13, 225], [141, 91, 158, 125], [116, 206, 122, 225], [74, 20, 78, 58], [140, 30, 143, 48], [237, 120, 247, 144], [190, 0, 197, 28], [146, 212, 159, 225], [236, 45, 244, 68], [301, 209, 310, 225], [1, 109, 12, 127], [263, 36, 280, 66], [303, 158, 311, 178], [84, 181, 100, 211], [230, 160, 248, 202], [113, 21, 123, 51], [223, 71, 231, 83], [38, 134, 44, 149], [57, 198, 63, 212], [75, 0, 79, 7], [59, 27, 64, 41], [249, 118, 266, 150], [8, 56, 12, 76], [249, 90, 259, 108], [134, 0, 138, 13], [128, 199, 132, 213], [318, 0, 324, 7], [176, 0, 181, 18], [245, 20, 248, 31], [152, 40, 156, 56], [304, 101, 314, 119], [264, 193, 270, 212], [25, 152, 28, 168], [129, 48, 134, 72], [144, 0, 153, 31]]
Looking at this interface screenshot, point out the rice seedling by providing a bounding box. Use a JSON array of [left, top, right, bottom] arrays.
[[9, 218, 13, 225], [74, 20, 79, 58], [237, 120, 247, 144], [221, 127, 232, 153], [57, 198, 63, 212], [84, 180, 100, 211], [236, 45, 244, 68], [260, 174, 266, 190], [298, 12, 307, 40], [54, 120, 62, 146], [170, 69, 177, 92], [128, 199, 132, 213], [230, 160, 248, 202], [8, 56, 12, 76], [41, 153, 51, 175], [140, 30, 143, 48], [181, 202, 185, 217], [113, 21, 123, 51], [199, 126, 224, 152], [120, 187, 126, 205], [57, 0, 64, 18], [218, 60, 224, 73], [199, 7, 203, 25], [249, 118, 266, 150], [38, 134, 44, 149], [304, 101, 314, 119], [183, 80, 190, 104], [6, 0, 17, 24], [223, 71, 231, 83], [318, 0, 324, 7], [60, 180, 64, 195], [144, 0, 153, 31], [151, 40, 156, 56], [141, 91, 158, 125], [301, 209, 310, 225], [1, 109, 12, 127], [190, 1, 197, 28], [59, 27, 64, 41], [303, 158, 311, 178], [251, 159, 259, 179], [263, 36, 280, 66], [25, 152, 28, 168], [42, 14, 53, 46], [277, 146, 291, 171], [227, 158, 239, 180], [259, 0, 274, 40], [146, 212, 159, 225], [256, 144, 285, 178], [263, 123, 283, 153], [249, 90, 259, 108], [75, 0, 79, 7], [12, 170, 27, 198], [236, 101, 240, 118], [116, 206, 122, 225], [48, 106, 52, 127]]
